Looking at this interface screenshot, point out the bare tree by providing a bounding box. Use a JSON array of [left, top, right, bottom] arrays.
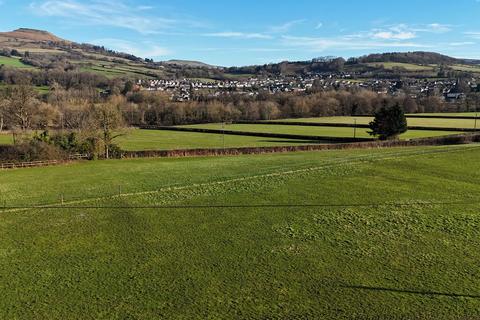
[[88, 101, 125, 159], [2, 85, 39, 131]]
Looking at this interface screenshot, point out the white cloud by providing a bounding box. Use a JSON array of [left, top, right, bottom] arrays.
[[91, 38, 171, 58], [465, 31, 480, 39], [373, 31, 416, 40], [448, 41, 475, 46], [315, 22, 323, 29], [268, 19, 306, 33], [203, 32, 273, 39], [29, 0, 198, 34], [281, 35, 430, 52], [425, 23, 451, 33]]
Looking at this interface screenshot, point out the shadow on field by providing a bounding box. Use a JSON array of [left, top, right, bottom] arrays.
[[259, 139, 327, 144], [343, 285, 480, 299]]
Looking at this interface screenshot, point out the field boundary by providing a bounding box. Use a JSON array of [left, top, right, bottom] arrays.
[[123, 132, 480, 159], [3, 145, 478, 212], [138, 125, 373, 143], [233, 121, 477, 132]]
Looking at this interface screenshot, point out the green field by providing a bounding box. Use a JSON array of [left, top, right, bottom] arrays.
[[117, 129, 318, 151], [276, 116, 479, 129], [1, 145, 480, 318], [411, 112, 479, 117], [180, 123, 460, 139], [451, 64, 480, 73], [0, 56, 34, 69], [0, 133, 13, 145], [364, 62, 435, 71]]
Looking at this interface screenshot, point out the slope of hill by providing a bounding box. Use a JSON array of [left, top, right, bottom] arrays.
[[0, 28, 479, 80], [355, 51, 461, 65], [0, 28, 68, 43], [163, 59, 218, 69]]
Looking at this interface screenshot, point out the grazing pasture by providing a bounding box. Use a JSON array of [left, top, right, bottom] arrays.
[[0, 56, 34, 69], [274, 116, 479, 129], [0, 145, 480, 319], [116, 129, 318, 151], [180, 123, 461, 139], [364, 62, 435, 71], [0, 134, 13, 145]]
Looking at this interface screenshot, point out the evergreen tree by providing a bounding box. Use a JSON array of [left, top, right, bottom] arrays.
[[369, 103, 408, 140]]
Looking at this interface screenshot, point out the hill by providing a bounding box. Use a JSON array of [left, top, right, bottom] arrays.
[[0, 28, 479, 80], [354, 51, 461, 65], [163, 59, 218, 69], [0, 28, 68, 43]]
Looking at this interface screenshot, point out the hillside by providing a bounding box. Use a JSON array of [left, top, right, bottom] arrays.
[[1, 28, 480, 80], [0, 28, 228, 80], [0, 28, 67, 43]]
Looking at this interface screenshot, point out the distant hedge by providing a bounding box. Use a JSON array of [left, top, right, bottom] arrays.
[[121, 133, 480, 159]]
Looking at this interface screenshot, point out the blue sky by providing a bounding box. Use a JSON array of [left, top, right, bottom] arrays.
[[1, 0, 480, 66]]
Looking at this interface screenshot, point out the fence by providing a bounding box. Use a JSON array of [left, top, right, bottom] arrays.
[[138, 125, 373, 143], [0, 154, 89, 170], [121, 133, 480, 159], [232, 121, 479, 132]]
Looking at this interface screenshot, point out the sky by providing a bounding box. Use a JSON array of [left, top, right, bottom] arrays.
[[1, 0, 480, 66]]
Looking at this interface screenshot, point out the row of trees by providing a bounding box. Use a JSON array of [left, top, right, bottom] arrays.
[[1, 83, 478, 160], [2, 85, 478, 133]]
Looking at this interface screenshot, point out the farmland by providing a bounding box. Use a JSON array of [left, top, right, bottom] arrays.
[[0, 133, 13, 145], [1, 144, 480, 318], [0, 56, 34, 69], [274, 116, 479, 129], [364, 62, 435, 71], [179, 123, 461, 139], [116, 129, 317, 151]]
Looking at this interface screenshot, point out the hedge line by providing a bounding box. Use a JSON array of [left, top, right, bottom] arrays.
[[138, 125, 373, 143], [233, 121, 478, 132], [121, 133, 480, 159]]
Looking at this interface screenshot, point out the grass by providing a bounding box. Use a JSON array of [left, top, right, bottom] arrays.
[[275, 116, 479, 129], [1, 145, 480, 318], [116, 129, 319, 151], [180, 123, 461, 139], [451, 64, 480, 73], [411, 112, 479, 117], [364, 62, 435, 71], [0, 56, 34, 69], [0, 133, 13, 145]]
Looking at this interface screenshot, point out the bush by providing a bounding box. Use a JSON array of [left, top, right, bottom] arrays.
[[0, 140, 65, 162]]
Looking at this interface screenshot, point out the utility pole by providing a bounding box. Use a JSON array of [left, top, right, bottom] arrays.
[[222, 122, 226, 149], [353, 118, 357, 139]]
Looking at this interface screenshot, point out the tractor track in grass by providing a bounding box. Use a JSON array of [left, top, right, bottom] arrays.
[[2, 145, 479, 213]]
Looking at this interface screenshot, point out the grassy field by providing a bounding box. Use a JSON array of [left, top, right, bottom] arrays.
[[451, 64, 480, 73], [0, 56, 34, 69], [116, 129, 319, 151], [0, 133, 13, 145], [180, 123, 460, 139], [1, 145, 480, 318], [275, 116, 479, 129], [364, 62, 434, 71], [411, 112, 479, 117]]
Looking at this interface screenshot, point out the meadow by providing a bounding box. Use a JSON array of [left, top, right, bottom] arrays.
[[180, 123, 461, 139], [274, 116, 479, 129], [364, 62, 434, 71], [0, 133, 13, 145], [0, 56, 34, 69], [1, 144, 480, 318], [116, 129, 317, 151]]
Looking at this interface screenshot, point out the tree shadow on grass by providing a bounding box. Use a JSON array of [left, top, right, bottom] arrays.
[[259, 139, 332, 144], [343, 285, 480, 299]]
